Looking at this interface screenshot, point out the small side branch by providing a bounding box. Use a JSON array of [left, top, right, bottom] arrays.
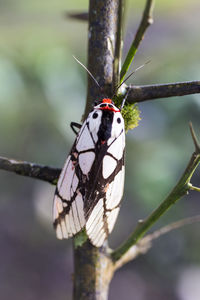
[[112, 124, 200, 262], [120, 0, 154, 82], [114, 214, 200, 270], [189, 122, 200, 152], [0, 156, 60, 185], [127, 81, 200, 103]]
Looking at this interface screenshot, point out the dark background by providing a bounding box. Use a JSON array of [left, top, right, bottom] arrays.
[[1, 0, 200, 299]]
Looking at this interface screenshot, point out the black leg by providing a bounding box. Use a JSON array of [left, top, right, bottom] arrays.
[[70, 122, 82, 135]]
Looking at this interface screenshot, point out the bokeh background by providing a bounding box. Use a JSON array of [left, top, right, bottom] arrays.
[[1, 0, 200, 299]]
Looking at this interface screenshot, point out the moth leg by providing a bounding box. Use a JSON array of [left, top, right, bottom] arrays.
[[70, 122, 82, 135]]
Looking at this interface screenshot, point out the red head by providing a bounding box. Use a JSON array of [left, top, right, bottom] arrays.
[[95, 98, 120, 112]]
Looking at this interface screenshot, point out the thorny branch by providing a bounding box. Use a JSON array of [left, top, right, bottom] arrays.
[[111, 123, 200, 262], [114, 214, 200, 270]]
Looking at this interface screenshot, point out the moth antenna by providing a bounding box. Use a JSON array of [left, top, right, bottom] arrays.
[[116, 60, 151, 92], [73, 55, 101, 89], [120, 87, 130, 110]]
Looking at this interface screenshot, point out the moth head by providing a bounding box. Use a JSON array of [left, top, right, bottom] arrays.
[[93, 98, 124, 139], [94, 98, 120, 113]]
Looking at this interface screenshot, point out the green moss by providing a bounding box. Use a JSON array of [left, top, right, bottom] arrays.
[[114, 96, 141, 132], [74, 230, 88, 248], [121, 103, 141, 132]]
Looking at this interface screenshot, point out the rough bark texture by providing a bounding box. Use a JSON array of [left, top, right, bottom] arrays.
[[84, 0, 121, 118], [73, 241, 114, 300], [127, 81, 200, 103], [0, 156, 60, 185]]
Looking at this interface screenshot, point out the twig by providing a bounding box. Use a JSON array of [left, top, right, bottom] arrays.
[[114, 214, 200, 270], [189, 184, 200, 192], [189, 122, 200, 153], [112, 125, 200, 262], [120, 0, 154, 82], [127, 81, 200, 103], [0, 156, 60, 185]]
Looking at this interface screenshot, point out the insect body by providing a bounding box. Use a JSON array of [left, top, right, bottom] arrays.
[[53, 98, 125, 247]]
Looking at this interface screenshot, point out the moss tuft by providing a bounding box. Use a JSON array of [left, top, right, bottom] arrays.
[[74, 230, 88, 248], [114, 96, 141, 132], [121, 103, 141, 132]]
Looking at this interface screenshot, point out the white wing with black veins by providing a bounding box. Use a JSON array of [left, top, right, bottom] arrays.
[[53, 103, 125, 247]]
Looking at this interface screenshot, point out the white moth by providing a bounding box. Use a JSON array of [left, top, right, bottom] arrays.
[[53, 98, 125, 247]]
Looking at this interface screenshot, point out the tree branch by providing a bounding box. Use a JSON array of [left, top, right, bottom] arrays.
[[111, 124, 200, 262], [114, 214, 200, 270], [127, 81, 200, 103], [73, 1, 123, 299], [1, 81, 200, 186], [84, 0, 122, 119], [120, 0, 154, 82], [0, 156, 60, 185], [189, 121, 200, 152]]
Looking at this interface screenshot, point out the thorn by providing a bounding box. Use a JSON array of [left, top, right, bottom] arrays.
[[138, 219, 144, 224], [189, 122, 200, 153], [66, 12, 88, 21]]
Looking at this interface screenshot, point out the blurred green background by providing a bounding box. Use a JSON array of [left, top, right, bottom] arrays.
[[1, 0, 200, 299]]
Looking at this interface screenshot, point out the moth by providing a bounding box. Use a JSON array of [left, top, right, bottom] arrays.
[[53, 98, 125, 247]]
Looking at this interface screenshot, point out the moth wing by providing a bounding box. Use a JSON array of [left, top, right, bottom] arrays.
[[53, 117, 96, 240], [86, 129, 125, 247], [53, 153, 86, 240]]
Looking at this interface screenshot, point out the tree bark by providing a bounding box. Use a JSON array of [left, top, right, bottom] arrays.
[[84, 0, 122, 118], [73, 241, 114, 300]]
